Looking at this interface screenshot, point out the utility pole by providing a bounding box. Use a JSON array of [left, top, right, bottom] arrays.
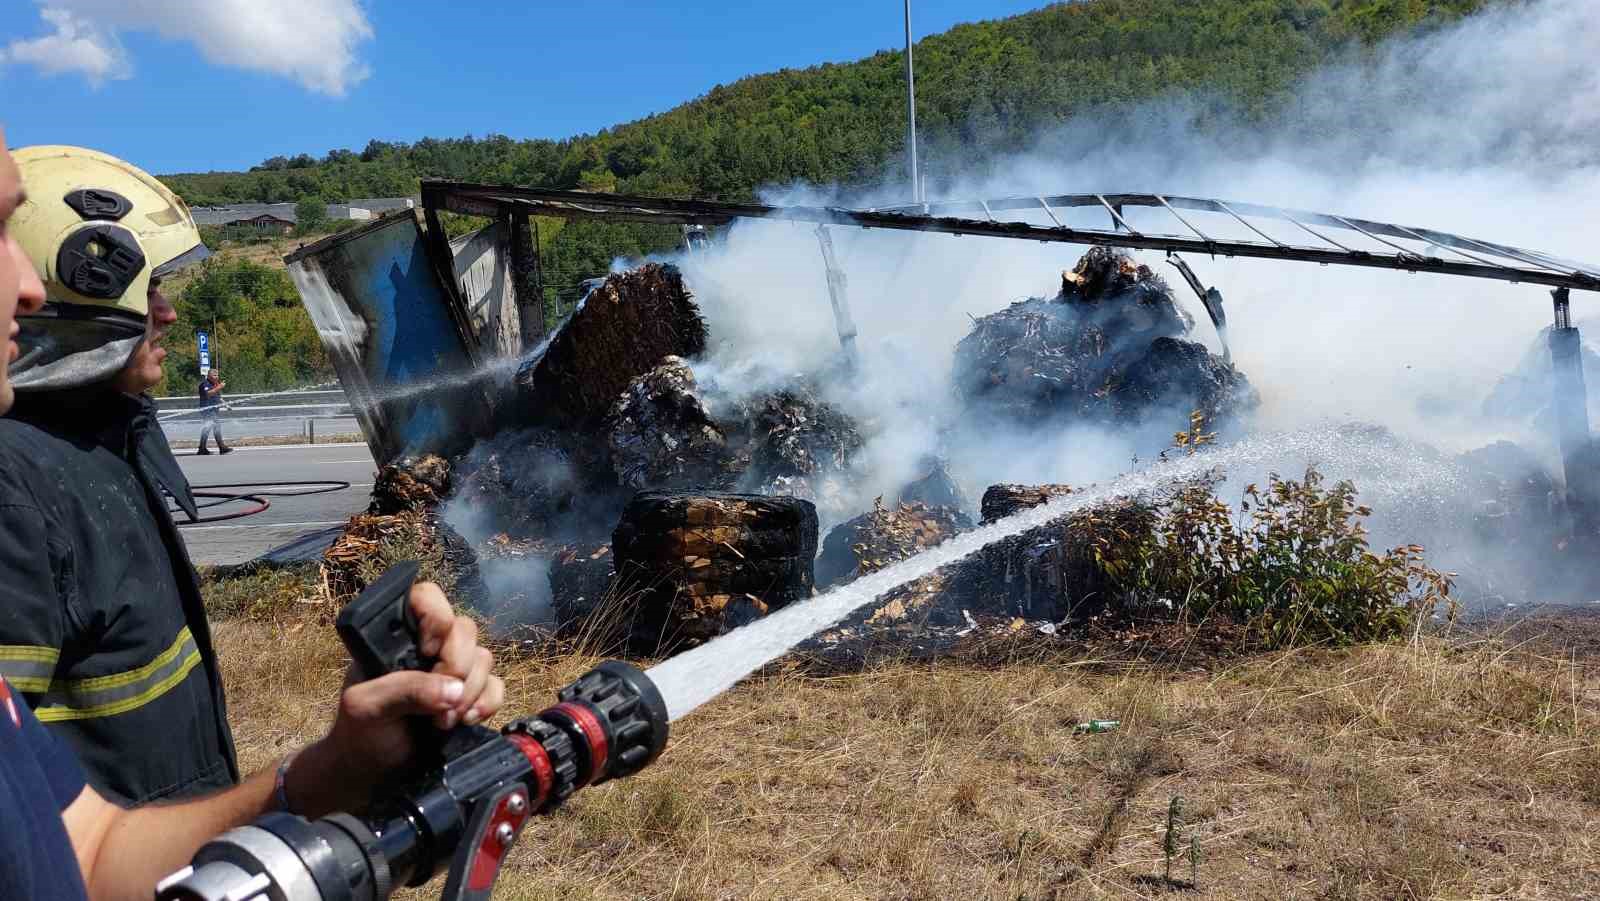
[[903, 0, 922, 204]]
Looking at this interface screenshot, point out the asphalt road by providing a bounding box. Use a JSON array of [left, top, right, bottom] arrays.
[[174, 442, 376, 566]]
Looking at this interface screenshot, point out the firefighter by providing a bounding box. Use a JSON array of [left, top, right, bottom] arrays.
[[0, 144, 502, 808], [0, 133, 505, 901]]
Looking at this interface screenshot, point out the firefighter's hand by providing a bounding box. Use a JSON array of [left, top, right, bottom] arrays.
[[288, 583, 504, 816]]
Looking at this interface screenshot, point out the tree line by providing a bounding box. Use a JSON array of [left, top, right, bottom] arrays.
[[162, 0, 1488, 208]]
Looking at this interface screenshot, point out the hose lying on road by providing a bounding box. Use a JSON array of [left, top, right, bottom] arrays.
[[169, 480, 353, 525]]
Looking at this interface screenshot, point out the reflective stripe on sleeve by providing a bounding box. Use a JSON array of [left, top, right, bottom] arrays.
[[0, 644, 60, 693], [33, 627, 202, 722]]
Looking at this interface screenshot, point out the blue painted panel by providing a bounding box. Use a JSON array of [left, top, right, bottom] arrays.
[[286, 214, 479, 463]]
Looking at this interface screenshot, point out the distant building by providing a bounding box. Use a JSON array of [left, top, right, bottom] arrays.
[[235, 212, 295, 234], [190, 198, 417, 232]]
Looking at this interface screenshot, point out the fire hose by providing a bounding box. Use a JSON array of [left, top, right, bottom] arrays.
[[170, 480, 353, 525], [153, 561, 670, 901]]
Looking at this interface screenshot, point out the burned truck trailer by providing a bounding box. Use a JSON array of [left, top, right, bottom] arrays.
[[283, 182, 1600, 536]]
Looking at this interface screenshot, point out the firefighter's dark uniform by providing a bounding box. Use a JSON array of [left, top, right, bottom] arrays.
[[0, 388, 239, 805]]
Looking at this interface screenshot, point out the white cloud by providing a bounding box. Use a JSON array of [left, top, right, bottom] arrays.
[[1, 8, 130, 84], [2, 0, 373, 96]]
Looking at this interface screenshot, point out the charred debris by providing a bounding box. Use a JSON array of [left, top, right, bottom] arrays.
[[331, 249, 1268, 656], [330, 249, 1593, 660]]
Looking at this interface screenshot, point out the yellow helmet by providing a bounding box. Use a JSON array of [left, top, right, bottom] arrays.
[[9, 145, 209, 390]]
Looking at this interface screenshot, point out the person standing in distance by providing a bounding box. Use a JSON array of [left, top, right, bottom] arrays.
[[196, 366, 229, 454]]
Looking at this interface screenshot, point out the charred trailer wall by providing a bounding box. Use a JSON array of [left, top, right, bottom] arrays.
[[285, 214, 492, 465]]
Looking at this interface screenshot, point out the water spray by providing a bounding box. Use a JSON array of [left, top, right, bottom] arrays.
[[643, 424, 1467, 721], [156, 382, 345, 424], [642, 460, 1187, 720]]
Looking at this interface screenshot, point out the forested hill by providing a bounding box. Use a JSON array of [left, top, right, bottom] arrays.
[[162, 0, 1488, 206]]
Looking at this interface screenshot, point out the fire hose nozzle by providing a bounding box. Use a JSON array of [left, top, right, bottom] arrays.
[[155, 565, 671, 901], [555, 660, 671, 784]]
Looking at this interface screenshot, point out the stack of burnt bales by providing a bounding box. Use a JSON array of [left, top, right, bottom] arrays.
[[453, 264, 711, 540], [954, 247, 1255, 430], [604, 364, 864, 513], [613, 492, 818, 651]]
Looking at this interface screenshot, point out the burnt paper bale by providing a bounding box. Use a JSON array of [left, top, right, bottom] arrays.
[[815, 498, 971, 588], [1457, 441, 1565, 566], [546, 542, 619, 634], [728, 384, 863, 511], [606, 357, 741, 491], [953, 247, 1254, 429], [981, 483, 1076, 524], [450, 429, 596, 539], [368, 454, 451, 514], [1119, 337, 1258, 427], [897, 454, 967, 510], [322, 510, 480, 606], [968, 483, 1156, 622], [514, 263, 707, 429], [613, 492, 818, 651]]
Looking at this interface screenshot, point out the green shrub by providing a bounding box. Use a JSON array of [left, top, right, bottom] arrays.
[[1089, 466, 1455, 648]]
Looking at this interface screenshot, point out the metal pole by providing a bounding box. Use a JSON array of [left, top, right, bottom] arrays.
[[814, 226, 859, 367], [903, 0, 921, 204], [1548, 287, 1597, 537]]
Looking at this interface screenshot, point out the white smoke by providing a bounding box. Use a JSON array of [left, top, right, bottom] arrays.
[[678, 0, 1599, 453], [661, 0, 1600, 600]]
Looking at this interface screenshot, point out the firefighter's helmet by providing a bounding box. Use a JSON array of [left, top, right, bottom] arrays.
[[8, 145, 209, 390]]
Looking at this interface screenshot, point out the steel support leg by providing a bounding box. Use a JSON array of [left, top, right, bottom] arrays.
[[814, 226, 859, 368], [1549, 288, 1598, 537]]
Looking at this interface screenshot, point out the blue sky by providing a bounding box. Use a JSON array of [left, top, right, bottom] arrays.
[[2, 1, 1049, 175]]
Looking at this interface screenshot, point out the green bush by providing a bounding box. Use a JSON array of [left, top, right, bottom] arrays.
[[158, 257, 332, 395], [1088, 466, 1455, 647]]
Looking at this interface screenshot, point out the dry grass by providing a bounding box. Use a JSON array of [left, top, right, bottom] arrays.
[[208, 568, 1600, 900]]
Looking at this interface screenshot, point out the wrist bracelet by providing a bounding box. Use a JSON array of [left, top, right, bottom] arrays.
[[274, 751, 300, 813]]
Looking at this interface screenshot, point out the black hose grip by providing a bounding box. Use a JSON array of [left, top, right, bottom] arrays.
[[336, 560, 433, 679]]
